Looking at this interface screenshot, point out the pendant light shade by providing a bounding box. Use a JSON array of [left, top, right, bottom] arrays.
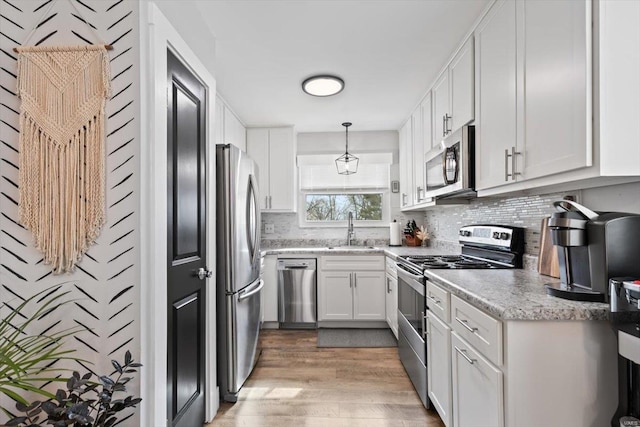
[[336, 122, 359, 175]]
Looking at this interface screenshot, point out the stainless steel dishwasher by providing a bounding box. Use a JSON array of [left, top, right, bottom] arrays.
[[277, 258, 317, 329]]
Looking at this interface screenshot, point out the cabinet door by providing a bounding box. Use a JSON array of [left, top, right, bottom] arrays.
[[385, 273, 398, 338], [268, 128, 295, 211], [246, 129, 270, 210], [398, 120, 413, 209], [432, 71, 450, 142], [450, 37, 475, 131], [421, 92, 434, 151], [427, 312, 452, 427], [451, 333, 503, 427], [411, 107, 425, 204], [353, 271, 386, 320], [318, 271, 353, 321], [262, 255, 278, 323], [520, 0, 590, 180], [475, 0, 517, 190]]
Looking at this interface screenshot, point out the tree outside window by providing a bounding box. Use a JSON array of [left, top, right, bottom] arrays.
[[305, 193, 383, 222]]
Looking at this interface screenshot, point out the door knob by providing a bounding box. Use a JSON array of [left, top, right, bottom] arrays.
[[197, 268, 213, 280]]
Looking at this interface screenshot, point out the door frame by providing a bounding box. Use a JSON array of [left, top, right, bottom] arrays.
[[140, 4, 218, 426]]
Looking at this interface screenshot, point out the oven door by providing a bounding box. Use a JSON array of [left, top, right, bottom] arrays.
[[396, 263, 426, 362], [396, 263, 428, 408]]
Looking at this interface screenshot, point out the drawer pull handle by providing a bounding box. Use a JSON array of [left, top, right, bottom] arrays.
[[428, 295, 441, 305], [454, 346, 476, 365], [455, 316, 478, 333]]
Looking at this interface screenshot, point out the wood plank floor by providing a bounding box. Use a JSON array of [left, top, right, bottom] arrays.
[[207, 330, 445, 427]]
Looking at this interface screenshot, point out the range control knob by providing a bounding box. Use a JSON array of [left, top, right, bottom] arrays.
[[492, 231, 500, 239], [500, 232, 510, 240], [459, 230, 471, 237]]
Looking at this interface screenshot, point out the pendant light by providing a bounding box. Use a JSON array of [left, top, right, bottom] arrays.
[[335, 122, 359, 175]]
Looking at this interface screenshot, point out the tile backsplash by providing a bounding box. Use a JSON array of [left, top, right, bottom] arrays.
[[423, 192, 574, 256]]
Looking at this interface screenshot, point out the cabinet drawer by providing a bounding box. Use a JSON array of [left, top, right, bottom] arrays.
[[426, 280, 450, 323], [451, 332, 504, 427], [385, 256, 397, 278], [451, 295, 502, 366], [321, 255, 384, 271]]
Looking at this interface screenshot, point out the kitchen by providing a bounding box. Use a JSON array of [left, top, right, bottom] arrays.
[[0, 1, 639, 427]]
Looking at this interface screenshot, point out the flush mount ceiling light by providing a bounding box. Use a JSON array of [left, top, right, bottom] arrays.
[[336, 122, 359, 175], [302, 75, 344, 97]]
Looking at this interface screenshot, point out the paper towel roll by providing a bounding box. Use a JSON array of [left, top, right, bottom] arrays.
[[390, 221, 402, 246]]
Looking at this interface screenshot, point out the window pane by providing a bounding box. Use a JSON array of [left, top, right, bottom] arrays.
[[305, 194, 382, 221]]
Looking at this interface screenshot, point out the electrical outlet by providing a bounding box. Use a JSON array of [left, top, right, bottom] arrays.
[[264, 223, 275, 234]]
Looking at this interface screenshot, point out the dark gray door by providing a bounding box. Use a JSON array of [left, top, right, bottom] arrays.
[[167, 49, 207, 427]]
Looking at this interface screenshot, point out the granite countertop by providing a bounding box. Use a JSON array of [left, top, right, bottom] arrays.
[[426, 269, 610, 321], [261, 245, 610, 322], [261, 245, 453, 258]]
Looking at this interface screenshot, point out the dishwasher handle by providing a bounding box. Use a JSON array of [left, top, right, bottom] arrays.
[[277, 259, 317, 270]]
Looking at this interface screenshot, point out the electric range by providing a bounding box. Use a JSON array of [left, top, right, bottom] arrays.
[[395, 225, 524, 410]]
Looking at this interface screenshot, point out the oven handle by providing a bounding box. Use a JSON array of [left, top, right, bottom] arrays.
[[421, 311, 427, 340], [395, 263, 425, 296]]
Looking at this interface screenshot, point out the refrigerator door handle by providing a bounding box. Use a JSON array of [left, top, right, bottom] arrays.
[[239, 278, 264, 301], [246, 174, 259, 263]]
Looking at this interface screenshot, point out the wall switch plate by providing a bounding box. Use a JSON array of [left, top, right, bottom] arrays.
[[264, 223, 275, 234]]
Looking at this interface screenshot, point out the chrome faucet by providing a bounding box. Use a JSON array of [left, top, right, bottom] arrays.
[[347, 211, 355, 246]]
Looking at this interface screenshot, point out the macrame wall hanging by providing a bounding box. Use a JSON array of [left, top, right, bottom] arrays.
[[14, 0, 113, 274]]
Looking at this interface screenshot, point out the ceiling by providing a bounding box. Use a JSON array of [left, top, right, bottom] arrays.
[[195, 0, 491, 133]]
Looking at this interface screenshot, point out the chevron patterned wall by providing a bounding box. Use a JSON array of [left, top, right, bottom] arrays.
[[0, 0, 140, 424]]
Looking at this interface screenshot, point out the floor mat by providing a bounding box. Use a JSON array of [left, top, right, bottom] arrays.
[[317, 328, 398, 348]]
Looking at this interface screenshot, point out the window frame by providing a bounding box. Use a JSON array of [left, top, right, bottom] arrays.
[[298, 189, 391, 228]]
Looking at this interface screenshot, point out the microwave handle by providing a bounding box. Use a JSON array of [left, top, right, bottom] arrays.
[[442, 146, 458, 185]]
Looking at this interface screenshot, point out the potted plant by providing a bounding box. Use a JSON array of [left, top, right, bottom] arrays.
[[7, 351, 142, 427], [1, 285, 84, 407]]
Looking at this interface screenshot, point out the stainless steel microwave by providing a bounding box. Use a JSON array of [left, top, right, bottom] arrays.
[[424, 125, 475, 199]]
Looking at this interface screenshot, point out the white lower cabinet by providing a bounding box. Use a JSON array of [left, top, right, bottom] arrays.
[[451, 332, 503, 427], [427, 311, 452, 427], [318, 256, 386, 322]]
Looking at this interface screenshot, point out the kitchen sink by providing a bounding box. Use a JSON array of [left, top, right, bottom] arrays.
[[325, 246, 377, 250]]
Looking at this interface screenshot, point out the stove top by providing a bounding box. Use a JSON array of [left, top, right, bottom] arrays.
[[399, 225, 525, 271], [402, 254, 510, 270]]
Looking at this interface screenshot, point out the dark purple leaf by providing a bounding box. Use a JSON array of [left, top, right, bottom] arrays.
[[6, 417, 27, 426], [124, 350, 132, 365]]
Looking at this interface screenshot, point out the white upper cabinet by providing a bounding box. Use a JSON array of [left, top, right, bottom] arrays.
[[422, 92, 434, 151], [449, 37, 475, 132], [246, 127, 297, 212], [475, 0, 518, 190], [433, 36, 475, 144], [399, 120, 413, 210], [433, 71, 450, 143], [215, 95, 246, 152], [519, 0, 590, 181], [473, 0, 623, 195], [412, 106, 425, 205]]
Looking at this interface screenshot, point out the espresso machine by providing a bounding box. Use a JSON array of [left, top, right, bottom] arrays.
[[545, 200, 640, 302], [609, 277, 640, 427]]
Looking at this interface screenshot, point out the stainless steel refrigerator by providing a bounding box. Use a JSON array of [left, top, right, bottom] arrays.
[[216, 144, 263, 403]]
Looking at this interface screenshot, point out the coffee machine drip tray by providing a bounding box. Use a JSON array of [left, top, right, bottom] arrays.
[[545, 282, 607, 303]]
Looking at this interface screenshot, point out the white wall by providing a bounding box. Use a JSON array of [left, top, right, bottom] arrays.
[[581, 181, 640, 214], [150, 0, 216, 76], [0, 0, 140, 424], [262, 130, 424, 246]]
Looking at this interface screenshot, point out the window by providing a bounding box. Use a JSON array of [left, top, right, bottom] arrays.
[[306, 193, 383, 221], [297, 153, 393, 228]]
